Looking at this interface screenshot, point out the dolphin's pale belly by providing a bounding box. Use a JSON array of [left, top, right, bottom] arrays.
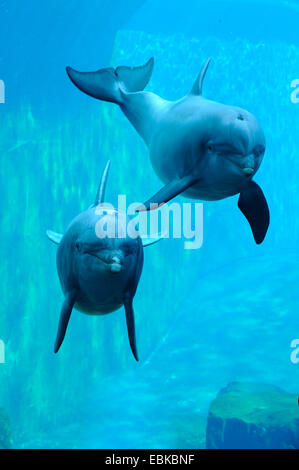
[[76, 271, 129, 315]]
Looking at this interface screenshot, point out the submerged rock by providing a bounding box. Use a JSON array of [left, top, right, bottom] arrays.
[[206, 382, 299, 449], [0, 407, 11, 449]]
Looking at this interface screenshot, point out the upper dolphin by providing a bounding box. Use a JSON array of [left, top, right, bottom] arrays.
[[47, 160, 162, 361], [66, 57, 269, 244]]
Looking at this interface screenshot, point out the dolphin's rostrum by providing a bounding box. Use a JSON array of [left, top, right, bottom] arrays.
[[47, 161, 163, 360], [66, 57, 269, 244]]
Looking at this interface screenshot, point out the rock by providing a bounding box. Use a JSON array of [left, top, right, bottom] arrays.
[[206, 382, 299, 449], [0, 407, 11, 449]]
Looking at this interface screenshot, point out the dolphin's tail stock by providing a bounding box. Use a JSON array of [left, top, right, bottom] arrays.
[[66, 57, 154, 105]]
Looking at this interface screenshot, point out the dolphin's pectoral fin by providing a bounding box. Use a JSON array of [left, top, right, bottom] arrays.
[[54, 290, 77, 353], [46, 230, 63, 245], [238, 181, 270, 244], [124, 296, 139, 361], [136, 175, 199, 212], [141, 231, 167, 247], [190, 58, 211, 96], [66, 57, 154, 105]]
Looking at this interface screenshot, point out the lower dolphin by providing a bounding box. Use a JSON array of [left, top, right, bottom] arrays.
[[47, 161, 163, 360], [66, 56, 269, 244]]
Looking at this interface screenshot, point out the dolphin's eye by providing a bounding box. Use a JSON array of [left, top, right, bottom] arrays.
[[207, 143, 214, 152], [122, 242, 136, 255], [75, 241, 82, 252]]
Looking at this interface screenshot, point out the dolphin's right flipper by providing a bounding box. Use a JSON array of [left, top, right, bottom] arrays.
[[141, 232, 166, 247], [124, 297, 139, 361], [137, 175, 199, 212], [66, 58, 154, 105], [54, 290, 77, 353], [238, 181, 270, 244]]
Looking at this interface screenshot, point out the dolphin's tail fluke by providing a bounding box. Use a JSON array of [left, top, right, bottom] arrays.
[[54, 290, 77, 354], [66, 57, 154, 105], [94, 160, 111, 206]]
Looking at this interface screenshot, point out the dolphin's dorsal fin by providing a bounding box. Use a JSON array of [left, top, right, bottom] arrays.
[[46, 230, 63, 245], [238, 181, 270, 244], [94, 160, 111, 206], [190, 58, 211, 96]]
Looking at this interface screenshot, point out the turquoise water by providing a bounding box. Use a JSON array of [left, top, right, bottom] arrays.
[[0, 0, 299, 449]]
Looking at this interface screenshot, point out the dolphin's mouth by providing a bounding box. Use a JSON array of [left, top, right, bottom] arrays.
[[86, 252, 123, 273], [224, 155, 255, 177], [221, 145, 265, 177]]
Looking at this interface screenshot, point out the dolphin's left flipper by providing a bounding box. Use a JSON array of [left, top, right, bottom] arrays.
[[238, 181, 270, 244], [46, 230, 63, 245], [124, 296, 139, 361], [137, 175, 199, 212], [54, 290, 77, 353]]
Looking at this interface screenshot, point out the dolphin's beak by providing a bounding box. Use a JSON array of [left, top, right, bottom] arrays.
[[240, 154, 255, 176], [103, 253, 124, 273], [110, 256, 123, 273], [227, 153, 255, 176]]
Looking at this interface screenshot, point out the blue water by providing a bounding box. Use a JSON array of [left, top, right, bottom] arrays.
[[0, 0, 299, 449]]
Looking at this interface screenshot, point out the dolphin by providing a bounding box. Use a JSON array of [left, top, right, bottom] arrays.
[[66, 56, 269, 244], [47, 161, 162, 361]]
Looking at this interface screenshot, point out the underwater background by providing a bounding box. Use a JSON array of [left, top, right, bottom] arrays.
[[0, 0, 299, 449]]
